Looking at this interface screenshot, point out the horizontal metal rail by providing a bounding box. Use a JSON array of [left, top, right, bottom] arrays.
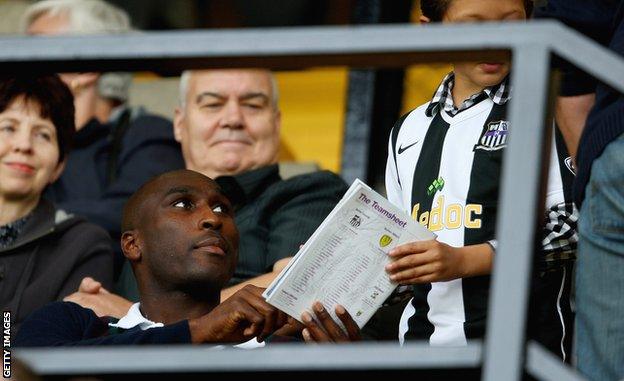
[[0, 21, 619, 81], [15, 342, 481, 374], [526, 341, 587, 381]]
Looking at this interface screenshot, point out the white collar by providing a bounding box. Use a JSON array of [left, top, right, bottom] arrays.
[[108, 302, 265, 348], [108, 303, 164, 331]]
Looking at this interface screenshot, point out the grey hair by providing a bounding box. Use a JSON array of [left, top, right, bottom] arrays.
[[21, 0, 132, 101], [178, 70, 280, 111], [20, 0, 131, 34]]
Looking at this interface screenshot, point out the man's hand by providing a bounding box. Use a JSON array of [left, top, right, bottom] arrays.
[[63, 277, 133, 318], [301, 302, 361, 343], [189, 285, 288, 344]]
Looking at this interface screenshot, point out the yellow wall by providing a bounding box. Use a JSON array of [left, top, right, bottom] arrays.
[[275, 68, 348, 173], [402, 64, 451, 115]]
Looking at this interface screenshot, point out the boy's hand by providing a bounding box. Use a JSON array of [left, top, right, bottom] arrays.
[[385, 239, 466, 284], [189, 285, 288, 344], [301, 302, 361, 343]]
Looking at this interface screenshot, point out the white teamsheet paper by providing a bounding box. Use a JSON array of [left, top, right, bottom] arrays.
[[263, 179, 436, 329]]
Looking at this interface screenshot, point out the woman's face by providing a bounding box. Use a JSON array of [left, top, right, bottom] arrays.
[[0, 98, 64, 201]]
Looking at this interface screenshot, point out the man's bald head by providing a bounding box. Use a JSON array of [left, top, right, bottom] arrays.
[[121, 169, 239, 296]]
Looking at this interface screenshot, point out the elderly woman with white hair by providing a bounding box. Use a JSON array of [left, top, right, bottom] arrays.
[[21, 0, 185, 277]]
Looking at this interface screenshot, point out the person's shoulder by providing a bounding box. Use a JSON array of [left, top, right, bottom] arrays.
[[396, 103, 431, 129], [124, 111, 176, 141], [53, 211, 113, 254], [279, 170, 347, 192], [389, 103, 433, 147], [54, 211, 111, 241], [131, 112, 172, 129]]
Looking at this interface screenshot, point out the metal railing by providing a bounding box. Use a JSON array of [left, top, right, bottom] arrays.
[[6, 21, 624, 381]]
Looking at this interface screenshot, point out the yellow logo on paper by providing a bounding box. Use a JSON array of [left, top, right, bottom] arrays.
[[379, 234, 393, 248]]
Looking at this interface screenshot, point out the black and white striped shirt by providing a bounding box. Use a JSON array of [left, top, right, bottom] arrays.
[[385, 73, 577, 345]]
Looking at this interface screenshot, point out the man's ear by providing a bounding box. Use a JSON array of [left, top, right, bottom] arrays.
[[173, 107, 184, 143], [274, 109, 281, 135], [121, 230, 142, 262], [419, 15, 431, 24]]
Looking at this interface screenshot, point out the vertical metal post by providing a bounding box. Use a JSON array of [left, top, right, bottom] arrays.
[[341, 0, 413, 187], [341, 69, 377, 184], [340, 0, 380, 184], [482, 44, 552, 381]]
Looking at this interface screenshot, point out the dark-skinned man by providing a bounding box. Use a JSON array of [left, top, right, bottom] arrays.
[[16, 170, 359, 346]]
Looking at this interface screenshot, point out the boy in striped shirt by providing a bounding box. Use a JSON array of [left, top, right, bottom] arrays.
[[384, 0, 577, 359]]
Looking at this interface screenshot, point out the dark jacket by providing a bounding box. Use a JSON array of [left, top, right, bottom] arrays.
[[535, 0, 624, 205], [0, 199, 114, 335], [46, 108, 185, 273], [15, 301, 190, 347], [217, 165, 348, 285]]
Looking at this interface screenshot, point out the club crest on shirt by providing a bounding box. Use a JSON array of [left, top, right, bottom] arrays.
[[474, 120, 509, 151]]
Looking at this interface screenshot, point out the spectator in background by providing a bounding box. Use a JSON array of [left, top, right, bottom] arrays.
[[0, 75, 113, 336], [65, 69, 347, 317], [535, 1, 624, 380], [21, 0, 185, 277]]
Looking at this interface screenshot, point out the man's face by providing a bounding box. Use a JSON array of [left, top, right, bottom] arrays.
[[135, 171, 239, 292], [174, 69, 281, 178], [444, 0, 526, 89], [26, 12, 76, 86]]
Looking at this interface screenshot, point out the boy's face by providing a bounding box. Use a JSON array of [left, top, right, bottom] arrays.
[[442, 0, 527, 90]]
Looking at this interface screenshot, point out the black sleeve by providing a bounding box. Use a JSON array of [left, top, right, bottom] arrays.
[[15, 302, 191, 347], [534, 0, 616, 96]]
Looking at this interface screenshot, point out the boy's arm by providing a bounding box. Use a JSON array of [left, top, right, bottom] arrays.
[[385, 241, 493, 284]]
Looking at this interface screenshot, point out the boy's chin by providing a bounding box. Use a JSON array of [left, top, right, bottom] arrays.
[[473, 70, 509, 88]]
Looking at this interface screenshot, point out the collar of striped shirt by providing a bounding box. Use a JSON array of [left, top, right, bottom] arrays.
[[425, 72, 512, 117]]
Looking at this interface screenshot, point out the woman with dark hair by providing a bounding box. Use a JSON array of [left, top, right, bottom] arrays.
[[0, 75, 113, 335]]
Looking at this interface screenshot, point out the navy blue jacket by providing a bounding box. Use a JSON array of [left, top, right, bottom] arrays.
[[15, 302, 191, 346], [535, 0, 624, 205]]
